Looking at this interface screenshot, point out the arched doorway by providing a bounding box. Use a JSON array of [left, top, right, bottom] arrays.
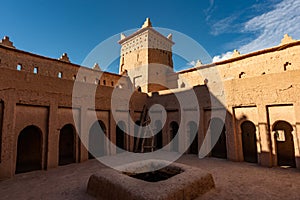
[[116, 121, 126, 153], [210, 118, 227, 159], [16, 125, 42, 174], [59, 124, 76, 165], [188, 121, 198, 154], [89, 120, 106, 159], [273, 121, 296, 167], [170, 121, 179, 152], [241, 121, 258, 163], [155, 120, 163, 150]]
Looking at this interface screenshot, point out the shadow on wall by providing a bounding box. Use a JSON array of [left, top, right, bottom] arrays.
[[59, 124, 76, 166], [12, 84, 299, 176], [88, 120, 107, 159], [113, 84, 298, 169], [113, 85, 230, 158]]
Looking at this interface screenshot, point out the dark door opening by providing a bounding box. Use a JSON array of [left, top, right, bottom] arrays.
[[134, 120, 141, 152], [59, 124, 75, 165], [273, 120, 296, 167], [211, 118, 227, 159], [16, 125, 42, 174], [170, 121, 179, 152], [241, 121, 258, 163], [188, 121, 198, 154], [155, 120, 163, 150], [89, 120, 106, 159], [116, 121, 126, 153]]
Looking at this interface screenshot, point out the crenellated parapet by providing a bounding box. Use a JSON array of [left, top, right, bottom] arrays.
[[0, 36, 15, 48], [0, 37, 130, 89]]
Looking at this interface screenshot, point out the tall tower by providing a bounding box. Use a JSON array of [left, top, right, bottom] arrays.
[[118, 18, 174, 93]]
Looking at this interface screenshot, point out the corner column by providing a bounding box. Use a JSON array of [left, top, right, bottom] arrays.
[[257, 104, 272, 167]]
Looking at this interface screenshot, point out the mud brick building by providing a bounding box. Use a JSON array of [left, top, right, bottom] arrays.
[[0, 18, 300, 179]]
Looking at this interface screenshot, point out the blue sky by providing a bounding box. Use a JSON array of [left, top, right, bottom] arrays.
[[1, 0, 300, 72]]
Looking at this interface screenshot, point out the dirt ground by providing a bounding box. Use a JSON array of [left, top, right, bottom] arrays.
[[1, 154, 300, 200]]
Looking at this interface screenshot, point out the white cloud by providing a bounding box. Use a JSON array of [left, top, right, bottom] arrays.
[[212, 0, 300, 62], [212, 51, 233, 62], [239, 0, 300, 54], [204, 0, 215, 21], [187, 60, 196, 66], [210, 15, 239, 36]]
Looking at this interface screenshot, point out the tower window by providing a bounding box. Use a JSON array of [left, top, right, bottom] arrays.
[[33, 67, 38, 74], [58, 72, 62, 78], [17, 64, 22, 71]]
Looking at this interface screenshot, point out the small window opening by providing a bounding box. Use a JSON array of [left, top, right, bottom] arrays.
[[136, 86, 142, 92], [275, 130, 285, 142], [17, 64, 22, 71], [58, 72, 62, 78], [33, 67, 38, 74], [180, 82, 185, 88], [204, 78, 208, 85], [239, 72, 245, 78], [284, 62, 291, 71]]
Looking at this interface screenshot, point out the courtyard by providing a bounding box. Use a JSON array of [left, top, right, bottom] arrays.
[[1, 154, 300, 199]]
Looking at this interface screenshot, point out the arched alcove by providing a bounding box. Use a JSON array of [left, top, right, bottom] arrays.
[[188, 121, 198, 154], [116, 121, 126, 153], [273, 120, 296, 167], [16, 125, 42, 173], [170, 121, 179, 152], [59, 124, 76, 165], [241, 121, 258, 163], [210, 118, 227, 159], [89, 120, 106, 159]]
